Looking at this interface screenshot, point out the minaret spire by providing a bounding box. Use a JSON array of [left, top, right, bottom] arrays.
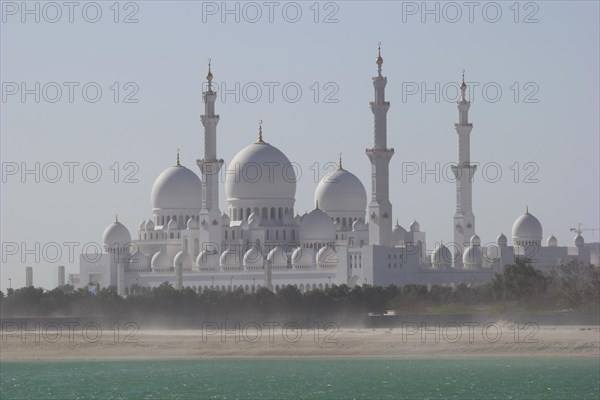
[[198, 58, 224, 244], [338, 152, 343, 170], [452, 69, 476, 263], [366, 43, 394, 246]]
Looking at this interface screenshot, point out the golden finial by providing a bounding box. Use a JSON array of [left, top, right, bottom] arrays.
[[176, 148, 181, 166], [376, 41, 383, 66], [316, 200, 319, 209], [256, 120, 265, 144], [460, 69, 467, 93], [206, 58, 213, 82], [338, 152, 343, 170]]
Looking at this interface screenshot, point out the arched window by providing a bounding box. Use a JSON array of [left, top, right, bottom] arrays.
[[291, 230, 296, 240], [232, 230, 235, 240], [233, 209, 237, 221], [225, 230, 228, 240], [278, 208, 282, 219], [170, 233, 174, 239], [266, 230, 269, 240], [246, 208, 251, 219], [262, 207, 268, 219], [270, 207, 275, 219], [342, 218, 347, 227], [283, 230, 286, 240], [194, 239, 199, 255], [275, 230, 279, 240]]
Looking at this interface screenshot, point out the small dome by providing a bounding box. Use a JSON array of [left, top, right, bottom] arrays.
[[294, 214, 302, 224], [187, 217, 199, 230], [139, 220, 146, 231], [352, 219, 367, 231], [410, 220, 420, 232], [547, 235, 558, 247], [145, 219, 155, 231], [151, 250, 172, 271], [291, 247, 315, 269], [222, 213, 230, 226], [497, 233, 507, 246], [243, 246, 264, 268], [173, 250, 193, 270], [470, 235, 481, 246], [574, 234, 584, 248], [196, 249, 219, 267], [167, 218, 178, 231], [392, 222, 407, 245], [267, 245, 288, 268], [432, 243, 452, 267], [226, 141, 296, 202], [248, 212, 261, 229], [220, 247, 240, 268], [102, 219, 131, 248], [299, 207, 336, 243], [463, 245, 483, 268], [316, 245, 337, 266], [314, 167, 367, 214], [151, 163, 202, 210], [128, 251, 149, 271], [512, 208, 543, 244]]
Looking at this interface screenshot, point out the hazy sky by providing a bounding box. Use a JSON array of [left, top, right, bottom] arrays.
[[1, 1, 599, 290]]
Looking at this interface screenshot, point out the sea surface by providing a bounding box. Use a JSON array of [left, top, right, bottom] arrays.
[[1, 358, 599, 399]]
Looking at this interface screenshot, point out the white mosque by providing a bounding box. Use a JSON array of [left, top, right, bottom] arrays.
[[71, 48, 596, 295]]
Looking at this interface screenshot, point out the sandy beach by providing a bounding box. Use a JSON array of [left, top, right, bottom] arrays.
[[1, 322, 599, 361]]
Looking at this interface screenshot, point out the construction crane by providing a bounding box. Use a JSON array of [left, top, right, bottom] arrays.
[[569, 223, 600, 242]]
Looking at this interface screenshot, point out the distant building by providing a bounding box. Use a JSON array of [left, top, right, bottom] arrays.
[[71, 49, 596, 295]]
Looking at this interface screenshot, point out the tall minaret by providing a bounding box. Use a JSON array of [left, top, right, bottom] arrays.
[[197, 60, 224, 242], [452, 71, 476, 258], [366, 44, 394, 247]]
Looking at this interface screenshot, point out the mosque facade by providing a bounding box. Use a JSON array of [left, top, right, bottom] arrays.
[[72, 49, 595, 295]]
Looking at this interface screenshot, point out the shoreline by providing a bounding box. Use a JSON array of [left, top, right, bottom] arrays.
[[1, 325, 598, 361]]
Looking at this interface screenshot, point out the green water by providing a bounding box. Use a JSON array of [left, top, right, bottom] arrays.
[[1, 358, 598, 399]]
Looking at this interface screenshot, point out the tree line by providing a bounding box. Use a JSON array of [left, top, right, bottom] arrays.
[[1, 260, 598, 319]]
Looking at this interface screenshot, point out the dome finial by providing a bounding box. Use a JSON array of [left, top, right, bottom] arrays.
[[206, 58, 213, 82], [316, 200, 319, 209], [396, 218, 399, 227], [176, 148, 181, 166], [115, 214, 119, 223], [460, 69, 467, 98], [338, 152, 343, 170], [376, 42, 383, 74], [525, 205, 529, 215], [256, 119, 265, 144]]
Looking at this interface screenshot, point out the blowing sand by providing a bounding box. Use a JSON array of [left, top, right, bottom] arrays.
[[1, 321, 599, 360]]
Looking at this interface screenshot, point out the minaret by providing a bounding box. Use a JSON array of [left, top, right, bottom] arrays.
[[366, 44, 394, 247], [452, 71, 476, 259], [197, 60, 224, 243]]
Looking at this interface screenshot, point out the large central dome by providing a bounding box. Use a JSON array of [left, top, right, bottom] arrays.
[[226, 140, 296, 201], [151, 163, 202, 210]]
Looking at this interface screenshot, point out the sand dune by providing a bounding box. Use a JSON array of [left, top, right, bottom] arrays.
[[1, 323, 598, 360]]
